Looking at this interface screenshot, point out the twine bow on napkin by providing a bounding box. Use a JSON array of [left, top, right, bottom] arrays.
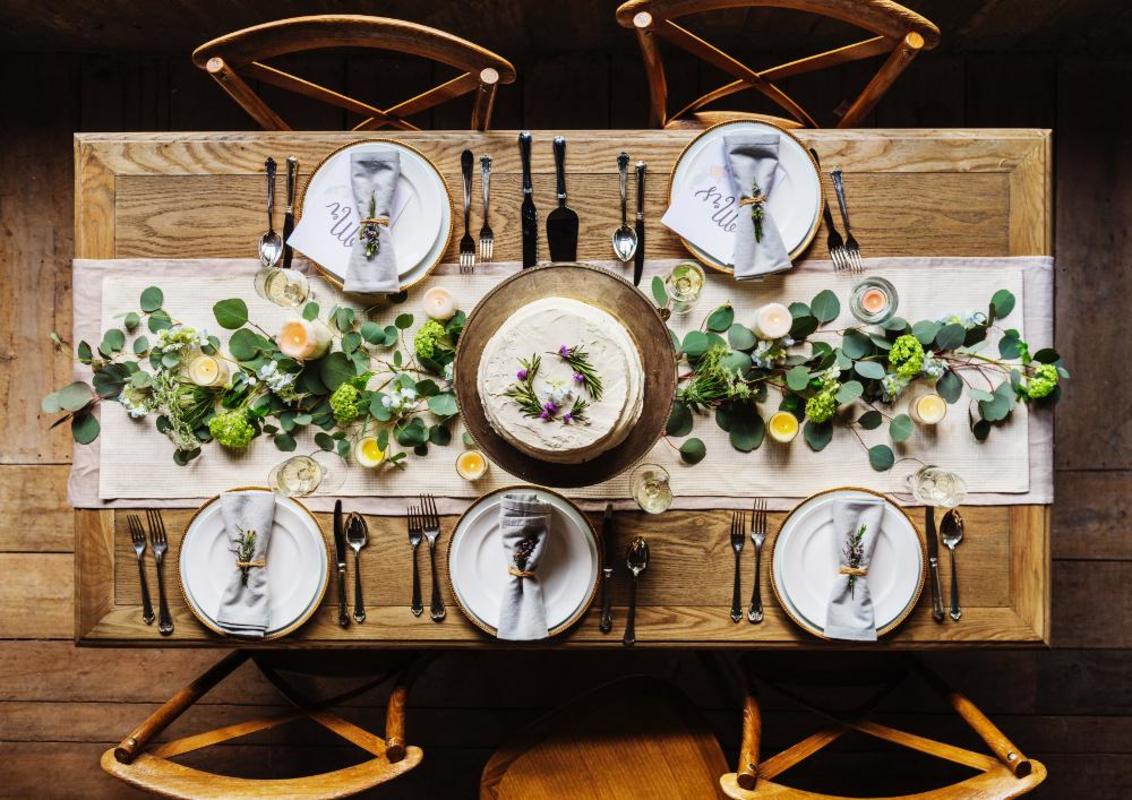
[[823, 497, 884, 642], [215, 491, 275, 639], [497, 493, 551, 641], [723, 133, 791, 279], [345, 150, 401, 294]]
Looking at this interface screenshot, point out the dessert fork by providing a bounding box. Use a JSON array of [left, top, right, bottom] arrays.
[[407, 505, 423, 617], [809, 148, 848, 272], [145, 509, 174, 636], [459, 149, 476, 273], [126, 514, 155, 625], [748, 498, 767, 623], [420, 494, 446, 621], [831, 168, 863, 273], [729, 510, 746, 623], [478, 154, 494, 262]]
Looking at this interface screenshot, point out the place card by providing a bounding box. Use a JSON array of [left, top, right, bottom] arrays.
[[661, 139, 737, 265]]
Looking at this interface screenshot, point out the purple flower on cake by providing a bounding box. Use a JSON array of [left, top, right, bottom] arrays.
[[558, 345, 570, 357], [573, 372, 584, 384], [562, 412, 574, 424], [516, 368, 528, 380]]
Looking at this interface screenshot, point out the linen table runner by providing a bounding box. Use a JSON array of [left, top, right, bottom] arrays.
[[71, 256, 1053, 514]]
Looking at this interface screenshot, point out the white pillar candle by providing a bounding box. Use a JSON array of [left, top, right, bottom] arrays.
[[187, 354, 229, 387], [277, 318, 332, 360], [422, 286, 456, 320], [753, 303, 792, 340]]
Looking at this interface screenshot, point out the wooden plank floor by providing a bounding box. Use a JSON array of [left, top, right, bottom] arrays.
[[2, 37, 1131, 798]]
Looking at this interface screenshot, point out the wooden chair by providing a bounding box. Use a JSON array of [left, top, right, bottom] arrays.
[[721, 655, 1047, 799], [101, 651, 429, 799], [480, 675, 730, 799], [615, 0, 940, 129], [192, 15, 517, 131]]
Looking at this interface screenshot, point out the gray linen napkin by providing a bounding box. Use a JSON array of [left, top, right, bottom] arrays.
[[497, 493, 551, 641], [215, 491, 275, 638], [823, 497, 885, 642], [344, 150, 401, 294], [723, 134, 792, 279]]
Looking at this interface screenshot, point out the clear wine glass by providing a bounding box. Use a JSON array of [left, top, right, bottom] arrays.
[[631, 463, 673, 514], [254, 266, 310, 308], [268, 450, 345, 497], [905, 464, 967, 508]]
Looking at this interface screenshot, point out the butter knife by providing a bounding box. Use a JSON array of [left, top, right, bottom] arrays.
[[519, 132, 537, 267], [334, 500, 349, 628], [282, 155, 297, 268], [599, 503, 614, 633], [633, 161, 646, 286], [925, 506, 945, 623]]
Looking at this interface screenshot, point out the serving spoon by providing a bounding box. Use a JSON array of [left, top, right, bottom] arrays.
[[623, 536, 649, 646], [258, 157, 283, 268], [940, 509, 964, 621], [612, 151, 638, 262]]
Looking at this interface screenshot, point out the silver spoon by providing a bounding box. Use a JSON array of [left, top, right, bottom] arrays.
[[940, 509, 964, 622], [612, 151, 638, 263], [623, 536, 649, 646], [346, 512, 368, 623], [259, 157, 283, 267]]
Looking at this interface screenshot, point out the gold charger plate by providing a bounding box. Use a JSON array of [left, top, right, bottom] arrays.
[[455, 264, 677, 488]]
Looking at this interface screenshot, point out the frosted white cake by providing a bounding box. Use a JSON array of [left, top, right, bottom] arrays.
[[477, 297, 644, 463]]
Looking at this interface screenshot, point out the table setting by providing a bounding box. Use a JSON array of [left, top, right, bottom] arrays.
[[63, 125, 1060, 648]]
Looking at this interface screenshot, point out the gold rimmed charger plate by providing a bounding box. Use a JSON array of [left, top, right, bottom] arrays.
[[295, 138, 454, 294], [454, 263, 677, 488], [446, 485, 601, 639], [667, 119, 823, 274], [769, 486, 926, 640]]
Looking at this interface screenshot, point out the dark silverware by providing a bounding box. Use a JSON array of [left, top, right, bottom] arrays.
[[282, 155, 297, 268], [478, 154, 494, 262], [925, 506, 945, 623], [830, 167, 862, 272], [519, 132, 538, 267], [612, 151, 638, 263], [599, 502, 615, 633], [346, 512, 368, 623], [729, 510, 746, 623], [808, 148, 848, 271], [126, 514, 155, 625], [259, 157, 282, 267], [633, 160, 646, 286], [333, 500, 349, 628], [748, 498, 767, 624], [941, 509, 964, 622], [407, 505, 423, 617], [546, 136, 579, 261], [623, 536, 649, 646], [459, 149, 476, 273], [421, 494, 446, 621], [145, 509, 174, 636]]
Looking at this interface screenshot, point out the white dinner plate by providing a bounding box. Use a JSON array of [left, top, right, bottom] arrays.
[[179, 490, 328, 639], [669, 120, 822, 269], [772, 489, 923, 637], [293, 140, 451, 290], [448, 488, 600, 637]]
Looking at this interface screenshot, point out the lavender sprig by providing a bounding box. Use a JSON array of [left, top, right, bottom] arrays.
[[503, 354, 543, 419], [554, 344, 603, 400]]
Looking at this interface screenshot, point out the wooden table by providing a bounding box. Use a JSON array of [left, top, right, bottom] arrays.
[[73, 129, 1051, 648]]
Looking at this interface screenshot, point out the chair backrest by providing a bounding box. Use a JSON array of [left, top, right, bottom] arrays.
[[615, 0, 939, 128], [192, 15, 517, 131]]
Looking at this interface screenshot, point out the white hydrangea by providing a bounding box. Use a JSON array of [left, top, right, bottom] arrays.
[[117, 385, 151, 419], [881, 373, 909, 402], [921, 352, 946, 378], [257, 360, 296, 393]]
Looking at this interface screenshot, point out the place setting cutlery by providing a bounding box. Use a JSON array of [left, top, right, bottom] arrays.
[[406, 496, 445, 622], [519, 131, 538, 268], [612, 152, 637, 265], [925, 505, 945, 623], [459, 148, 476, 273], [347, 512, 369, 623], [809, 148, 849, 272], [748, 498, 767, 624], [634, 160, 647, 286], [547, 135, 579, 262], [281, 155, 297, 269], [334, 500, 350, 628], [599, 502, 615, 633], [407, 503, 424, 617], [126, 514, 156, 627], [729, 509, 746, 623], [479, 154, 494, 263], [831, 167, 863, 273], [623, 536, 649, 646], [941, 509, 964, 621], [142, 509, 174, 636], [259, 157, 283, 268]]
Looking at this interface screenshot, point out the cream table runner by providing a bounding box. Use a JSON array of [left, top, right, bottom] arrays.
[[70, 256, 1054, 514]]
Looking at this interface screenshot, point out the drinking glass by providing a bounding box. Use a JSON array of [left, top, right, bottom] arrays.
[[631, 463, 673, 514], [665, 262, 706, 316], [269, 450, 345, 497], [906, 465, 967, 508], [254, 266, 310, 308]]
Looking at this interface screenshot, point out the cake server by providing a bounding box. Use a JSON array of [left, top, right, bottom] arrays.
[[519, 132, 538, 267], [633, 161, 646, 286], [546, 136, 579, 262]]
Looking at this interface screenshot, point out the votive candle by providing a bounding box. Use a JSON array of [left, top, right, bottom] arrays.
[[422, 286, 457, 320], [277, 318, 332, 360], [753, 303, 792, 340], [911, 392, 948, 425], [187, 354, 229, 387], [767, 411, 800, 443], [456, 449, 488, 480]]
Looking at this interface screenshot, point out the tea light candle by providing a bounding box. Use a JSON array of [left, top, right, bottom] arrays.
[[456, 449, 488, 480], [850, 277, 898, 324], [187, 354, 229, 388], [911, 392, 948, 425], [753, 303, 792, 340], [354, 436, 386, 468], [860, 287, 889, 314], [277, 318, 332, 361], [422, 286, 456, 320], [767, 411, 800, 443]]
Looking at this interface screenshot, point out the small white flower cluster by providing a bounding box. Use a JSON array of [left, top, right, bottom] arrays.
[[751, 338, 791, 369], [540, 379, 575, 408], [154, 324, 200, 354], [921, 352, 946, 378], [117, 385, 151, 419], [381, 385, 418, 413], [443, 362, 454, 383], [881, 373, 910, 402], [256, 360, 296, 394]]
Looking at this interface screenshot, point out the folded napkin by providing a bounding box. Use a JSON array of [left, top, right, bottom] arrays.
[[344, 150, 401, 294], [215, 491, 275, 638], [823, 497, 885, 642], [497, 493, 551, 641], [723, 134, 791, 279]]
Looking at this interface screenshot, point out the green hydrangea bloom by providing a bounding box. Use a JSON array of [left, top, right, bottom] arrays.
[[414, 320, 448, 362], [888, 334, 925, 379], [1026, 363, 1059, 399], [208, 410, 255, 448], [330, 382, 362, 425], [805, 392, 837, 423]]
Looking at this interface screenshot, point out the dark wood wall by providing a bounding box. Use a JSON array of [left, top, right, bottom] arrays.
[[1, 2, 1130, 797]]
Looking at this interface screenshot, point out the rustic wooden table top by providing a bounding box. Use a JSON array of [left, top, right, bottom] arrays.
[[73, 128, 1051, 648]]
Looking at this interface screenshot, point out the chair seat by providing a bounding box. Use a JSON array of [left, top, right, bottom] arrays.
[[480, 676, 728, 799], [664, 111, 805, 130]]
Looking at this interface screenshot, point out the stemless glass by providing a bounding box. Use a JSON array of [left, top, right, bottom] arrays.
[[631, 463, 673, 514], [665, 262, 706, 316], [269, 450, 345, 497], [906, 465, 967, 508], [254, 266, 310, 308]]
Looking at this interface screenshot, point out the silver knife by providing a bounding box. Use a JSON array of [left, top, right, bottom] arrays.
[[519, 132, 538, 268], [599, 503, 614, 632], [282, 155, 297, 268], [334, 500, 349, 627], [925, 506, 945, 623], [633, 161, 646, 286]]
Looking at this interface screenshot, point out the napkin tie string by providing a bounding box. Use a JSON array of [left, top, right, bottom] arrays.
[[236, 558, 266, 568], [838, 565, 867, 577], [508, 566, 536, 579], [739, 193, 766, 208]]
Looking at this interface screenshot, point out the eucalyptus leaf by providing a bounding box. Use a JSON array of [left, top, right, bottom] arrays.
[[889, 413, 913, 442], [666, 402, 693, 437], [427, 392, 458, 417], [318, 352, 356, 391], [679, 437, 706, 464], [100, 329, 125, 355], [706, 304, 734, 332], [133, 336, 149, 355], [836, 380, 863, 405], [274, 432, 297, 452], [1033, 347, 1060, 364], [803, 420, 833, 451], [77, 341, 93, 364], [810, 289, 840, 323], [302, 302, 319, 321], [991, 289, 1016, 319], [841, 330, 872, 359], [57, 381, 94, 412], [228, 328, 261, 361], [213, 298, 249, 330], [936, 369, 963, 403], [360, 321, 384, 344], [429, 424, 452, 446], [72, 410, 100, 444], [857, 409, 883, 430], [868, 444, 895, 471], [789, 314, 819, 339], [147, 310, 173, 333], [124, 311, 140, 332], [341, 331, 362, 354], [651, 276, 668, 308], [728, 408, 764, 452], [140, 286, 164, 313], [998, 330, 1023, 359], [785, 366, 811, 392], [935, 323, 966, 352], [681, 330, 710, 359], [395, 313, 414, 330], [854, 360, 886, 380], [728, 324, 756, 351], [415, 379, 440, 397], [912, 320, 942, 346]]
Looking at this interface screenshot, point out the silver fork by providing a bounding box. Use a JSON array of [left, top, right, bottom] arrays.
[[407, 505, 423, 617], [347, 512, 368, 623], [748, 498, 768, 624], [459, 149, 476, 273], [809, 148, 848, 272], [126, 514, 155, 625], [421, 494, 446, 621], [478, 154, 494, 262], [729, 510, 746, 623], [145, 509, 174, 636], [831, 168, 863, 273]]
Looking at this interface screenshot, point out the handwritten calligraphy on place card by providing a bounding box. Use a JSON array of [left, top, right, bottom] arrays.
[[661, 140, 739, 265]]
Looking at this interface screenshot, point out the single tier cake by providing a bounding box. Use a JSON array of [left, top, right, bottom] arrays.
[[477, 297, 644, 464]]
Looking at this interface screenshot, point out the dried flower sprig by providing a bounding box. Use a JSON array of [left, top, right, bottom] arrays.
[[359, 194, 382, 259], [236, 526, 258, 586], [554, 344, 603, 400], [844, 523, 866, 598]]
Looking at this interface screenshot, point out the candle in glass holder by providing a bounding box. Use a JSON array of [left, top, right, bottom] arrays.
[[422, 286, 456, 320], [354, 436, 386, 468], [753, 303, 792, 340], [277, 318, 332, 360], [910, 392, 948, 425], [850, 277, 898, 324], [767, 411, 800, 443], [456, 449, 488, 480], [187, 354, 229, 387]]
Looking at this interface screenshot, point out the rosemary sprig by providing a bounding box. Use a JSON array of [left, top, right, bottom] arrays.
[[750, 180, 765, 243], [236, 526, 257, 586], [844, 523, 866, 598], [555, 345, 603, 400], [565, 396, 589, 424], [503, 354, 544, 419], [359, 194, 381, 259]]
